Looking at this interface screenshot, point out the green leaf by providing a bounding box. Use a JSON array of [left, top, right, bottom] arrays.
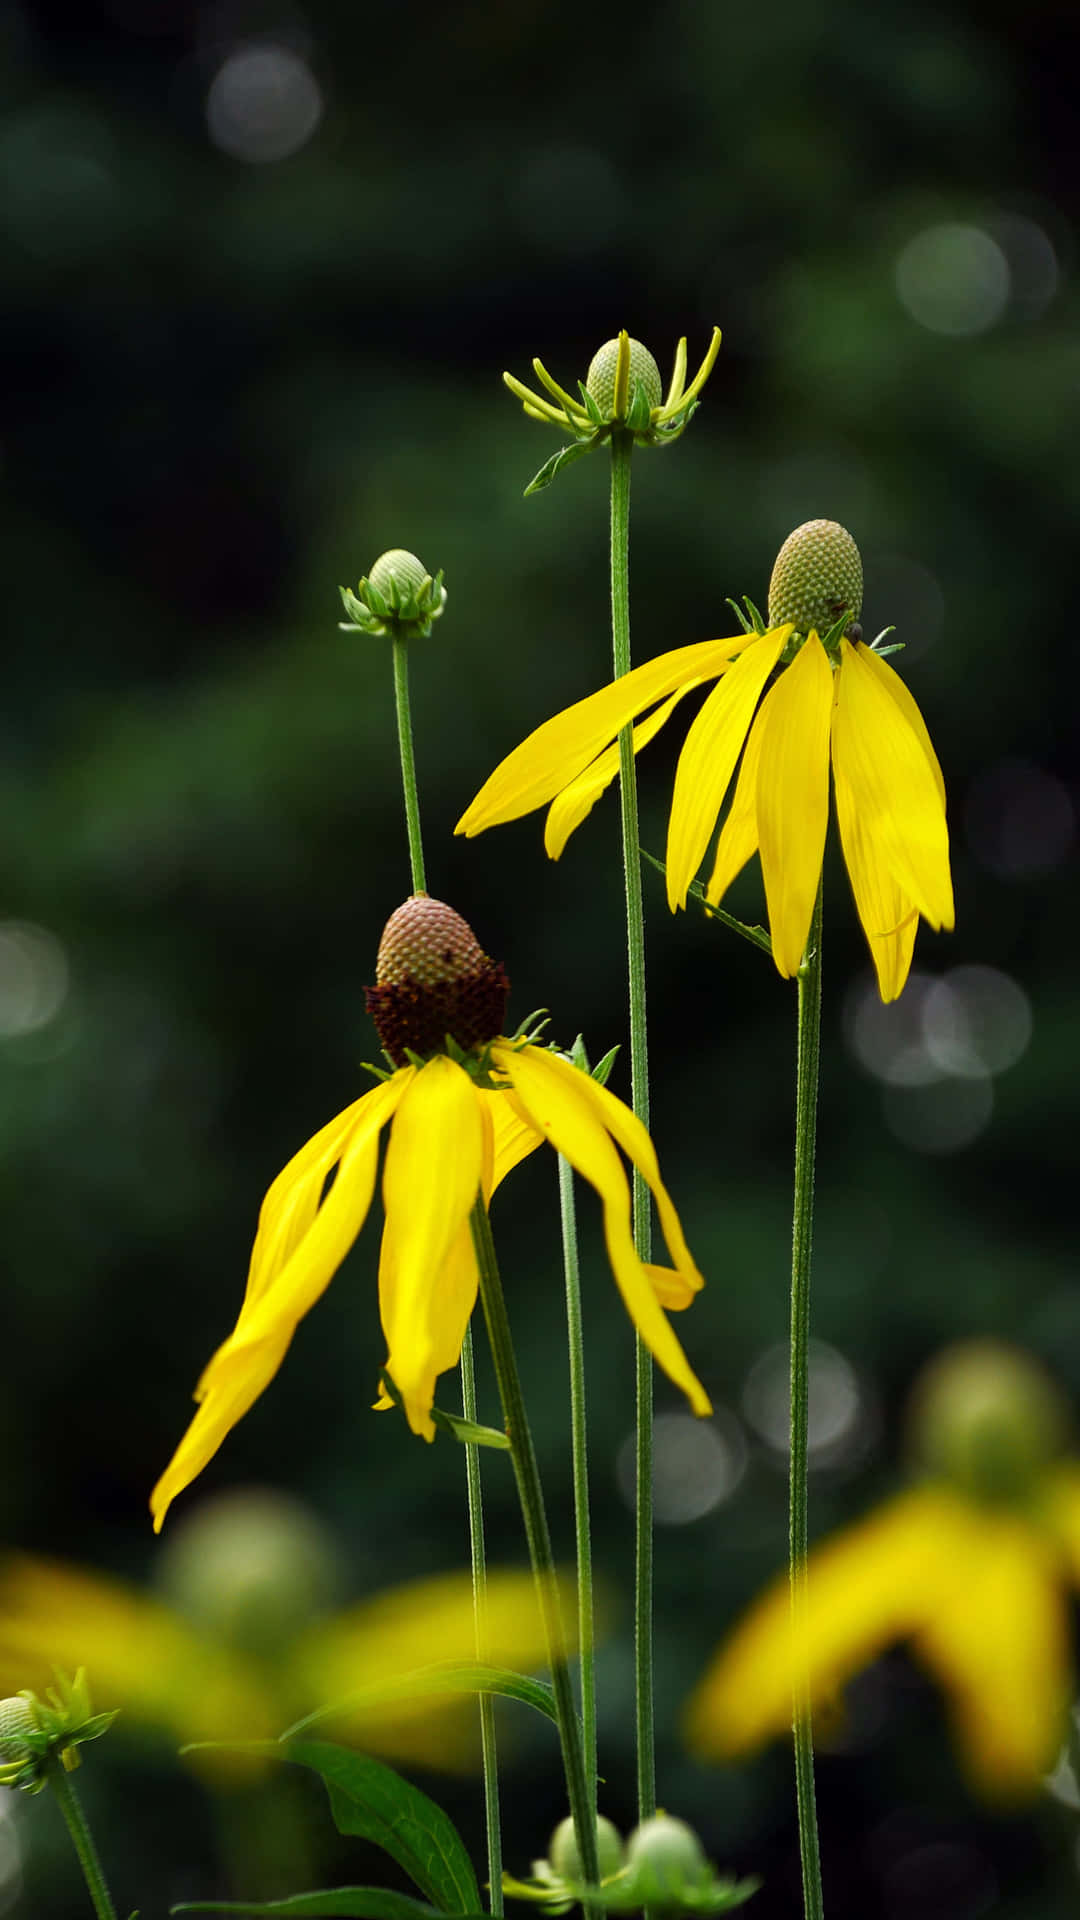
[[524, 440, 594, 495], [179, 1743, 480, 1916], [171, 1890, 489, 1919], [283, 1663, 561, 1741], [430, 1407, 510, 1449]]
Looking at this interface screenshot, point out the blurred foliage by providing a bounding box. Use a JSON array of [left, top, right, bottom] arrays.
[[1, 0, 1078, 1913]]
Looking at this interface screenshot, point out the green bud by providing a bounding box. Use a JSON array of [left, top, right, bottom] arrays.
[[767, 519, 863, 638], [368, 548, 431, 604], [909, 1339, 1068, 1505], [626, 1812, 709, 1903], [339, 548, 447, 639], [549, 1813, 625, 1882], [586, 337, 663, 419], [0, 1696, 38, 1764]]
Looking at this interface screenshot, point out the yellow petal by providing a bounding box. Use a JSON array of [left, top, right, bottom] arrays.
[[483, 1087, 545, 1191], [455, 637, 750, 838], [832, 641, 954, 932], [288, 1567, 577, 1772], [151, 1075, 407, 1532], [379, 1058, 485, 1440], [645, 1264, 699, 1311], [1040, 1462, 1080, 1586], [683, 1486, 961, 1758], [0, 1554, 277, 1766], [666, 628, 790, 910], [860, 640, 946, 807], [491, 1045, 710, 1416], [756, 635, 834, 978], [913, 1507, 1068, 1798], [543, 681, 704, 860], [703, 699, 769, 908], [833, 755, 919, 1001]]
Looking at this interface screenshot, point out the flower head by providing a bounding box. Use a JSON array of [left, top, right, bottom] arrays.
[[456, 520, 953, 1000], [0, 1670, 116, 1793], [151, 895, 710, 1530], [504, 328, 722, 493], [339, 547, 447, 640], [683, 1341, 1080, 1800]]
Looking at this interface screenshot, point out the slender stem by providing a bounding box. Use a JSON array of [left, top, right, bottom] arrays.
[[459, 1323, 503, 1916], [469, 1199, 599, 1888], [789, 885, 825, 1920], [391, 633, 427, 893], [609, 427, 655, 1823], [46, 1761, 119, 1920], [557, 1154, 597, 1819]]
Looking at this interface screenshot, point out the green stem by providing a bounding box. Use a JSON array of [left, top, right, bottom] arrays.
[[609, 428, 655, 1823], [557, 1154, 597, 1820], [460, 1323, 503, 1916], [789, 885, 824, 1920], [391, 633, 427, 893], [46, 1761, 119, 1920], [469, 1199, 599, 1888]]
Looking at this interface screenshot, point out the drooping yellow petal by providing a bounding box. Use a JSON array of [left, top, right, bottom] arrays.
[[455, 637, 751, 838], [756, 634, 834, 979], [912, 1506, 1069, 1798], [379, 1057, 485, 1440], [151, 1075, 408, 1531], [833, 755, 919, 1001], [666, 628, 790, 910], [703, 698, 769, 908], [645, 1264, 699, 1310], [288, 1567, 577, 1771], [0, 1555, 277, 1768], [491, 1045, 710, 1416], [543, 681, 704, 860], [483, 1087, 545, 1190], [236, 1096, 378, 1325], [832, 640, 954, 932], [1040, 1462, 1080, 1587], [858, 640, 946, 808], [683, 1486, 961, 1758]]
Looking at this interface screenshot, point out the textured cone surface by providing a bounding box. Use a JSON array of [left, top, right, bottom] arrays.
[[0, 1697, 37, 1760], [368, 549, 429, 599], [586, 338, 662, 415], [367, 894, 509, 1066], [768, 519, 863, 634]]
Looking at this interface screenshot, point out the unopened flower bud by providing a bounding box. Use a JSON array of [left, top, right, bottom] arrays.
[[339, 549, 447, 639], [768, 519, 863, 638], [909, 1339, 1068, 1504], [365, 894, 509, 1067], [625, 1812, 710, 1903], [549, 1812, 625, 1882], [587, 337, 663, 418], [0, 1697, 38, 1764]]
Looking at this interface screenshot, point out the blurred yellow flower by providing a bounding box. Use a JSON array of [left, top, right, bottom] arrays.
[[152, 896, 710, 1532], [0, 1551, 574, 1780], [457, 626, 953, 1002], [685, 1345, 1080, 1800]]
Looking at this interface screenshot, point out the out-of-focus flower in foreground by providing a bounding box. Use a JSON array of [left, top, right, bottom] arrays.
[[684, 1341, 1080, 1800], [457, 521, 953, 1000], [0, 1490, 576, 1778], [152, 895, 710, 1530]]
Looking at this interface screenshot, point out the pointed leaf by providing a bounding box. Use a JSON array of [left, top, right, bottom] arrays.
[[283, 1664, 561, 1742], [430, 1407, 510, 1450], [523, 441, 594, 495]]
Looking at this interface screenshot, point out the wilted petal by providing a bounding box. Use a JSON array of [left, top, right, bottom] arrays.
[[666, 628, 789, 910], [455, 637, 749, 837], [756, 635, 834, 978]]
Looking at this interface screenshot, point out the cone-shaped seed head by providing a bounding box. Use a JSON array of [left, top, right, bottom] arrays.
[[0, 1696, 38, 1761], [368, 549, 430, 599], [366, 894, 510, 1067], [586, 338, 662, 415], [908, 1338, 1068, 1504], [768, 519, 863, 635]]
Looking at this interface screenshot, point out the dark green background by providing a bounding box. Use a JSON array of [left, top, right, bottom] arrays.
[[2, 0, 1078, 1912]]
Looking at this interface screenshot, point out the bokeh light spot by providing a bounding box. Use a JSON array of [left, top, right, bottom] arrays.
[[0, 923, 70, 1038], [990, 211, 1059, 319], [742, 1340, 866, 1468], [206, 44, 323, 163], [922, 965, 1032, 1078], [895, 222, 1010, 335], [881, 1073, 993, 1154], [845, 972, 941, 1086], [965, 759, 1075, 876], [616, 1409, 748, 1523]]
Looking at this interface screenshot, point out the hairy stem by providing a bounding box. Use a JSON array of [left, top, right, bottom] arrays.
[[391, 633, 427, 893], [46, 1761, 119, 1920]]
